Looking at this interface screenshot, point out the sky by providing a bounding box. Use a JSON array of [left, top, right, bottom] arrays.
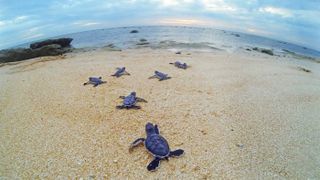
[[0, 0, 319, 50]]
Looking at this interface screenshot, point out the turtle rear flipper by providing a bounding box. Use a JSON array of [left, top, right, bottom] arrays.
[[113, 73, 121, 77], [130, 105, 141, 109], [159, 77, 171, 81], [136, 97, 147, 103], [93, 81, 106, 87], [147, 157, 161, 171], [169, 149, 184, 157], [116, 105, 125, 109], [129, 138, 145, 152]]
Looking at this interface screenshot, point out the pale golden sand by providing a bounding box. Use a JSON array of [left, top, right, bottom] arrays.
[[0, 48, 320, 179]]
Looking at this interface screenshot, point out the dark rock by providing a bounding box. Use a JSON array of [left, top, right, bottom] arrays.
[[130, 30, 139, 33], [102, 44, 122, 51], [297, 67, 311, 73], [231, 33, 240, 37], [139, 38, 147, 42], [175, 51, 181, 54], [236, 144, 244, 148], [0, 44, 72, 63], [252, 47, 274, 56], [246, 48, 251, 51], [136, 42, 150, 45], [105, 43, 115, 48], [261, 49, 274, 56], [30, 38, 73, 49]]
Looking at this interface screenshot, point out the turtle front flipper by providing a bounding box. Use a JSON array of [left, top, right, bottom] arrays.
[[154, 125, 160, 134], [129, 138, 145, 152], [148, 75, 157, 79], [83, 81, 90, 86], [119, 96, 126, 99], [124, 71, 131, 75], [147, 157, 161, 171], [136, 97, 147, 103], [169, 149, 184, 157]]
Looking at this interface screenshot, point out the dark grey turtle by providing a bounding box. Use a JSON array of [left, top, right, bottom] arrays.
[[83, 77, 106, 87], [169, 61, 189, 69], [116, 92, 147, 109], [111, 67, 130, 77], [129, 123, 184, 171], [148, 71, 171, 81]]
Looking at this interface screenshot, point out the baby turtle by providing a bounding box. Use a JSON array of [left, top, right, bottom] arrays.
[[149, 71, 171, 81], [170, 61, 188, 69], [116, 92, 147, 109], [129, 123, 184, 171], [111, 67, 130, 77], [83, 77, 106, 87]]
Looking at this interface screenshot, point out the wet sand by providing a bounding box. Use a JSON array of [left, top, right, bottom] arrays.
[[0, 48, 320, 179]]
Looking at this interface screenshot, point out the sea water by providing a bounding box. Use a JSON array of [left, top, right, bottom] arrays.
[[19, 26, 320, 58]]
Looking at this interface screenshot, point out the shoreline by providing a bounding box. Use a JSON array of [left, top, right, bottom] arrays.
[[0, 48, 320, 179]]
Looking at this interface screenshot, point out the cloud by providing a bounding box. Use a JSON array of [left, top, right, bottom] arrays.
[[0, 21, 5, 27], [157, 18, 206, 25], [201, 0, 237, 12], [73, 21, 101, 27], [14, 15, 28, 22], [259, 6, 293, 18], [156, 0, 195, 7], [0, 15, 29, 29], [21, 33, 44, 40]]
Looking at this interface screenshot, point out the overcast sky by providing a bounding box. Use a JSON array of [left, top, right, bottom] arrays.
[[0, 0, 319, 50]]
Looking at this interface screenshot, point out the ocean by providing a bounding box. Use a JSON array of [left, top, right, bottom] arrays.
[[19, 26, 320, 58]]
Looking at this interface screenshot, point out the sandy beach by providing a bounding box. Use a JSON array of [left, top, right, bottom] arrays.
[[0, 48, 320, 179]]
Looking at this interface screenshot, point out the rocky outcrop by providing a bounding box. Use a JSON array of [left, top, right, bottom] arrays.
[[0, 43, 72, 63], [30, 38, 73, 49], [130, 30, 139, 33], [252, 47, 274, 56]]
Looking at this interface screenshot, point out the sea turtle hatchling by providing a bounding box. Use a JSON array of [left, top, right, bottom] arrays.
[[111, 67, 130, 77], [148, 71, 171, 81], [129, 122, 184, 171], [116, 92, 147, 109], [83, 77, 106, 87], [169, 61, 189, 69]]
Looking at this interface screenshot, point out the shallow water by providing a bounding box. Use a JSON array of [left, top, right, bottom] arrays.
[[17, 26, 320, 58]]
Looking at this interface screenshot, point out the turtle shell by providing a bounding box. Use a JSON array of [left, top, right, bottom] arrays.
[[123, 95, 136, 106], [145, 134, 170, 157], [89, 77, 101, 82]]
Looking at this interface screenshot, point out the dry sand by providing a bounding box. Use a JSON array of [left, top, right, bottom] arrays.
[[0, 48, 320, 179]]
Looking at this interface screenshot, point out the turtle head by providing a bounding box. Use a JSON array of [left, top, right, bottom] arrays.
[[155, 71, 159, 74], [146, 122, 156, 135], [130, 92, 136, 96], [98, 77, 102, 79]]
